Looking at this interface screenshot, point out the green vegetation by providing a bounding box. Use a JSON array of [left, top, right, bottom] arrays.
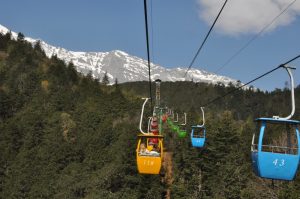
[[0, 32, 299, 198]]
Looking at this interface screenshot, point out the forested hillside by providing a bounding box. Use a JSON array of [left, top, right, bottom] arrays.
[[120, 81, 300, 121], [0, 32, 300, 198], [0, 32, 165, 198]]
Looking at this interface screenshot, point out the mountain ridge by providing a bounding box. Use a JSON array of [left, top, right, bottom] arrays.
[[0, 24, 238, 85]]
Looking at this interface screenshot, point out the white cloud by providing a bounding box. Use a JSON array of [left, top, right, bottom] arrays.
[[197, 0, 300, 36]]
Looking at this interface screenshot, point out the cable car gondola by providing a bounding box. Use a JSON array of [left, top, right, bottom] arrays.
[[177, 113, 187, 138], [136, 134, 164, 174], [171, 113, 180, 132], [191, 107, 206, 148], [251, 65, 300, 181], [251, 118, 300, 180], [162, 114, 167, 123], [136, 98, 164, 175]]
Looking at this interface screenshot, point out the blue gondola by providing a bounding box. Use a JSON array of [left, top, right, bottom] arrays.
[[191, 125, 206, 147], [251, 65, 300, 181], [251, 118, 300, 180], [191, 107, 206, 148]]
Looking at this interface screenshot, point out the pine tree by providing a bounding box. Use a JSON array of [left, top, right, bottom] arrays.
[[114, 78, 118, 86], [17, 32, 24, 42], [101, 71, 109, 85]]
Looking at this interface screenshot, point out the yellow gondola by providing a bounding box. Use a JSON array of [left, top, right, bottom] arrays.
[[136, 134, 164, 174]]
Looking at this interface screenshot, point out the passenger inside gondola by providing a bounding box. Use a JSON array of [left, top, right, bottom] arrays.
[[139, 142, 160, 156]]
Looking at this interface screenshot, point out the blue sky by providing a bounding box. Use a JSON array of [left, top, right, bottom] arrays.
[[0, 0, 300, 90]]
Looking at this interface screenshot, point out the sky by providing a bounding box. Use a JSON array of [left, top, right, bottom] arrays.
[[0, 0, 300, 91]]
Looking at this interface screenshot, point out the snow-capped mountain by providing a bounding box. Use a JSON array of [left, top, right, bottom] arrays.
[[0, 24, 238, 85]]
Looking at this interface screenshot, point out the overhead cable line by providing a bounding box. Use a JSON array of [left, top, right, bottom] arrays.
[[144, 0, 153, 108], [150, 0, 155, 63], [201, 54, 300, 107], [214, 0, 297, 73], [184, 0, 229, 77]]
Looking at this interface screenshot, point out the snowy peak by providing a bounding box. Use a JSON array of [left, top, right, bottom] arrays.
[[0, 24, 17, 39], [0, 24, 239, 86]]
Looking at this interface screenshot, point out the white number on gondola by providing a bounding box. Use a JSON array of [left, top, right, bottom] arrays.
[[143, 160, 154, 166], [273, 159, 285, 167]]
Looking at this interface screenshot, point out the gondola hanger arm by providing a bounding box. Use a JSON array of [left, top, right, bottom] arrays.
[[196, 107, 205, 127], [273, 65, 296, 120], [139, 98, 150, 135]]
